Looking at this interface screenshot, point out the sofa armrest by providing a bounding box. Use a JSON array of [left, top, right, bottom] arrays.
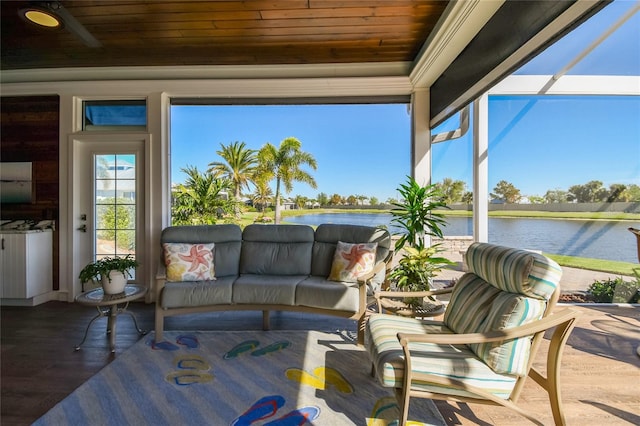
[[155, 263, 167, 300]]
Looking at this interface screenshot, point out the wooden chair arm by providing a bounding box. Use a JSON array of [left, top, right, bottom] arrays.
[[374, 287, 453, 313], [376, 287, 453, 299], [357, 250, 394, 286], [397, 308, 581, 347]]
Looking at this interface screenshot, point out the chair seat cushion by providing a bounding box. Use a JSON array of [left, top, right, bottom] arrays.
[[365, 314, 518, 400], [232, 274, 306, 305], [295, 276, 359, 312], [161, 276, 234, 308]]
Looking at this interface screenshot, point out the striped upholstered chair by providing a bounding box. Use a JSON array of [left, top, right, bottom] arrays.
[[364, 242, 581, 425]]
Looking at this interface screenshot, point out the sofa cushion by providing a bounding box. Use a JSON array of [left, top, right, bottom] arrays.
[[240, 224, 314, 275], [295, 276, 359, 312], [163, 242, 215, 282], [328, 241, 377, 282], [161, 224, 242, 278], [464, 242, 562, 300], [232, 274, 306, 305], [365, 314, 517, 400], [161, 276, 235, 308]]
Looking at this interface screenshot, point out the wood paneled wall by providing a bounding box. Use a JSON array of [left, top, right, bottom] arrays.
[[1, 96, 60, 290]]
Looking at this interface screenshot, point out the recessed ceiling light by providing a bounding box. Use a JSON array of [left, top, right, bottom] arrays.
[[19, 4, 63, 29], [17, 1, 101, 48]]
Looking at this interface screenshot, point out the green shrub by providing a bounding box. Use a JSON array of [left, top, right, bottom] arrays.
[[588, 277, 640, 303]]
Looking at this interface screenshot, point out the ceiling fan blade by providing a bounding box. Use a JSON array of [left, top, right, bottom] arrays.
[[54, 3, 102, 48]]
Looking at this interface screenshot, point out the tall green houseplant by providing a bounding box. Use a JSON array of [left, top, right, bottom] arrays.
[[389, 176, 454, 297], [391, 176, 449, 252]]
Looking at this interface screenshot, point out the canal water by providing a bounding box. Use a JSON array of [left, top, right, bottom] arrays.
[[283, 213, 639, 263]]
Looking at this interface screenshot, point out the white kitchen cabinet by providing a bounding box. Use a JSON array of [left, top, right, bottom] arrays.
[[0, 230, 52, 300]]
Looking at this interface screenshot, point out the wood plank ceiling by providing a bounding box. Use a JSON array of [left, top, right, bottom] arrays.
[[0, 0, 449, 70]]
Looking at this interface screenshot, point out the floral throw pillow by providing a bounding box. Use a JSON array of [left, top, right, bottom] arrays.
[[328, 241, 378, 283], [163, 243, 215, 282]]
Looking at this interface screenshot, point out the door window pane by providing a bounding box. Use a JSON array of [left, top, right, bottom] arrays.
[[95, 154, 137, 278]]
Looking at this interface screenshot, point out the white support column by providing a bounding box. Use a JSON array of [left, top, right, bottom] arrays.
[[473, 93, 489, 243], [146, 92, 167, 302], [412, 88, 432, 186], [411, 88, 433, 247]]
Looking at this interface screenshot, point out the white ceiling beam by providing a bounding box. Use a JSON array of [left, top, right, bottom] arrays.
[[0, 76, 413, 98], [409, 0, 504, 89], [0, 62, 411, 85], [490, 75, 640, 96]]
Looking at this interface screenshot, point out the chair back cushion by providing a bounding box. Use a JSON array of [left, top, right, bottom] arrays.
[[464, 242, 562, 300], [444, 243, 562, 376]]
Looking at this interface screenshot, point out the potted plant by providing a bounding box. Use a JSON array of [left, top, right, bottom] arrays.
[[388, 176, 455, 306], [390, 175, 449, 252], [79, 254, 139, 295]]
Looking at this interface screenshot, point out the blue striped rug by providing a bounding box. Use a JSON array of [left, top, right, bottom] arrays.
[[34, 330, 445, 425]]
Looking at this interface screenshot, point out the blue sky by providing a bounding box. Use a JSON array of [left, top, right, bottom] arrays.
[[431, 95, 640, 198], [171, 103, 410, 202], [171, 1, 639, 202]]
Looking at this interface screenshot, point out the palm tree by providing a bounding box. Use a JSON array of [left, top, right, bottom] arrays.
[[293, 194, 308, 209], [172, 166, 232, 225], [251, 176, 273, 213], [256, 137, 317, 224], [208, 141, 257, 200]]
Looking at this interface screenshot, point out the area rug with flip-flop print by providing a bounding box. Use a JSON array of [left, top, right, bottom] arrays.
[[34, 330, 446, 425]]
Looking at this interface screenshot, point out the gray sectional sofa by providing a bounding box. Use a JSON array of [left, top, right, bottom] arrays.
[[155, 223, 392, 343]]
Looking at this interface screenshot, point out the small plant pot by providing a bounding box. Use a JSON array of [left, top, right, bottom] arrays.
[[101, 270, 127, 295]]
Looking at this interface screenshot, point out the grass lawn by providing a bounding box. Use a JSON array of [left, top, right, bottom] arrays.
[[545, 254, 638, 276]]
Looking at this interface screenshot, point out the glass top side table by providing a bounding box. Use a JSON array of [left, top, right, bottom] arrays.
[[378, 297, 445, 318], [74, 284, 147, 353]]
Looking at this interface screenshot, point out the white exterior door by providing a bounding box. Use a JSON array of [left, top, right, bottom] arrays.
[[71, 135, 147, 298]]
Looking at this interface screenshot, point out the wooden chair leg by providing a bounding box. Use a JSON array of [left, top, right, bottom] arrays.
[[357, 314, 366, 345], [154, 309, 164, 342], [396, 387, 410, 426]]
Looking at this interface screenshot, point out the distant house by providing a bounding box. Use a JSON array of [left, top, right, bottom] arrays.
[[96, 160, 136, 201], [281, 201, 296, 210]]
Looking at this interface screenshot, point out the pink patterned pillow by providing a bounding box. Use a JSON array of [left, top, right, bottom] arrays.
[[328, 241, 378, 283], [163, 243, 215, 282]]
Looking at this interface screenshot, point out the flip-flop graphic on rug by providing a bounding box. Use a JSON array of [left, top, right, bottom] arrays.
[[223, 340, 260, 359], [165, 354, 213, 386], [263, 405, 320, 425], [285, 366, 353, 394], [165, 370, 214, 386], [367, 397, 431, 426], [147, 338, 179, 351], [176, 334, 199, 349], [367, 396, 397, 426], [251, 341, 290, 357], [230, 395, 286, 426], [174, 354, 210, 370]]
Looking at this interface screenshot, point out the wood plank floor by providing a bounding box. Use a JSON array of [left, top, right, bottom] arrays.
[[1, 302, 639, 425]]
